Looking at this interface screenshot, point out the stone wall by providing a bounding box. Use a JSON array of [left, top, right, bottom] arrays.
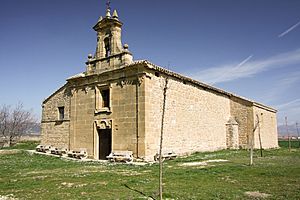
[[144, 70, 231, 160], [108, 74, 146, 158], [69, 86, 95, 155], [230, 96, 253, 148], [253, 105, 278, 149], [41, 122, 70, 148], [41, 85, 71, 148], [68, 66, 146, 159], [41, 64, 278, 161]]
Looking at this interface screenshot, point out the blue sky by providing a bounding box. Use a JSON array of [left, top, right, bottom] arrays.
[[0, 0, 299, 126]]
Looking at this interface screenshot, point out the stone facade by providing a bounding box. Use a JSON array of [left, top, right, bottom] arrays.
[[41, 85, 71, 148], [144, 71, 231, 160], [230, 96, 254, 148], [41, 6, 278, 161], [252, 104, 278, 149]]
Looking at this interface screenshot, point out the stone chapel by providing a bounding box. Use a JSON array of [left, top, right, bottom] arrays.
[[41, 5, 278, 161]]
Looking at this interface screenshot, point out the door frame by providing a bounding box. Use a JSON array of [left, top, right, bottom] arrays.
[[94, 120, 112, 160]]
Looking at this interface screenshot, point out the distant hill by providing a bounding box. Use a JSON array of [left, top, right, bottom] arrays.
[[25, 123, 41, 135], [277, 124, 299, 136]]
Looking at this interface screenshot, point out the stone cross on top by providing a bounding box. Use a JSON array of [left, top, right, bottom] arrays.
[[106, 0, 111, 11]]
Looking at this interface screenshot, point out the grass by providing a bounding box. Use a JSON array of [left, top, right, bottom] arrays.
[[0, 141, 40, 150], [0, 143, 299, 200], [278, 140, 300, 148]]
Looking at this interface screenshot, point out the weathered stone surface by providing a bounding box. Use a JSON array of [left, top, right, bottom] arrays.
[[230, 96, 254, 148], [41, 85, 70, 149], [144, 73, 230, 160], [226, 117, 239, 149], [253, 104, 278, 149]]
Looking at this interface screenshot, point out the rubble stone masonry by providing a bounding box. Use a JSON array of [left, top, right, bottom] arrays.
[[41, 85, 70, 148]]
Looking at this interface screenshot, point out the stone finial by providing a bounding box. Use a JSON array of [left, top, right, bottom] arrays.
[[88, 54, 93, 64], [123, 44, 129, 50], [106, 8, 111, 18], [98, 16, 103, 22], [112, 10, 119, 19]]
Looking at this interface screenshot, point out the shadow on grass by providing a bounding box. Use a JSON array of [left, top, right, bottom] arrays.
[[123, 184, 156, 200]]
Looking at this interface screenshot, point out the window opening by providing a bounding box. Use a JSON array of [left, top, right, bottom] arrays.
[[104, 37, 111, 57], [101, 89, 110, 108], [58, 107, 65, 120]]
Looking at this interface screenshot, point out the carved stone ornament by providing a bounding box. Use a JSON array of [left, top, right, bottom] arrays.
[[95, 119, 112, 129], [137, 75, 144, 86], [116, 75, 144, 87], [116, 79, 125, 88], [84, 86, 94, 94], [71, 88, 77, 95]]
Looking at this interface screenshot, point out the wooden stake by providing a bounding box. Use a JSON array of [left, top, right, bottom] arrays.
[[250, 138, 253, 166], [296, 122, 300, 148], [159, 77, 168, 200], [250, 115, 259, 166], [257, 114, 263, 157], [285, 117, 291, 152]]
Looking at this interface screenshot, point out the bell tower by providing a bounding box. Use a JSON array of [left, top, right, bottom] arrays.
[[86, 1, 133, 74]]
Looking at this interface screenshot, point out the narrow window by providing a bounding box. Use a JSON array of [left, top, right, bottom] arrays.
[[101, 89, 110, 108], [104, 37, 111, 57], [58, 106, 65, 120]]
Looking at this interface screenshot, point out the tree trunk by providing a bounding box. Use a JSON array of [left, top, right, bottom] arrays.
[[8, 136, 13, 147]]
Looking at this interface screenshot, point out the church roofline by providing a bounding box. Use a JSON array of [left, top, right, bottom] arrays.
[[67, 72, 85, 80], [65, 59, 277, 113], [124, 60, 277, 113], [252, 102, 277, 113], [42, 83, 68, 104]]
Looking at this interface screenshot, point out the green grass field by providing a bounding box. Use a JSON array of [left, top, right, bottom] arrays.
[[0, 142, 299, 200], [278, 140, 300, 148], [1, 141, 40, 150]]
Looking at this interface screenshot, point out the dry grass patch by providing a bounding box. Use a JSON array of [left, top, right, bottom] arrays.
[[0, 150, 21, 155], [245, 191, 271, 199], [180, 159, 228, 167], [0, 194, 18, 200]]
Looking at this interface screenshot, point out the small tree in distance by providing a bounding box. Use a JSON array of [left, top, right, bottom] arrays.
[[0, 103, 36, 147]]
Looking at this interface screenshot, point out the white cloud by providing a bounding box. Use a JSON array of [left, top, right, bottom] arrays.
[[275, 99, 300, 124], [278, 20, 300, 38], [263, 71, 300, 102], [210, 55, 253, 85], [276, 99, 300, 110], [192, 49, 300, 84]]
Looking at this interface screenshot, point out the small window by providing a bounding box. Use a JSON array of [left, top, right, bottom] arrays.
[[104, 37, 111, 57], [58, 107, 65, 120], [101, 89, 110, 108]]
